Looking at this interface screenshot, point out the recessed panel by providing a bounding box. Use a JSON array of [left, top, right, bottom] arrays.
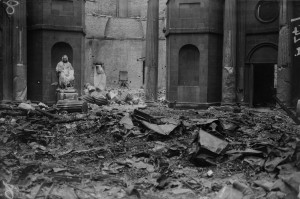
[[179, 2, 200, 19], [52, 0, 74, 16], [178, 44, 200, 86]]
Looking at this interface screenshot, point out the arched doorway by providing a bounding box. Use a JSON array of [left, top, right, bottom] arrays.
[[177, 44, 200, 103], [247, 44, 278, 107], [50, 42, 73, 102]]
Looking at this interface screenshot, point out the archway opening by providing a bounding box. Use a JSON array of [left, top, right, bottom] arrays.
[[178, 44, 200, 86], [248, 45, 277, 107]]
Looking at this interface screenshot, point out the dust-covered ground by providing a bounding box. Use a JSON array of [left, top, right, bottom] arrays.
[[1, 100, 300, 199]]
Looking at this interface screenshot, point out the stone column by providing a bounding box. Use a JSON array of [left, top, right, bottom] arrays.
[[277, 0, 292, 105], [145, 0, 159, 102], [237, 0, 246, 104], [13, 0, 27, 101], [222, 0, 237, 104]]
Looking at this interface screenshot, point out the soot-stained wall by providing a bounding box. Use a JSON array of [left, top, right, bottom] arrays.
[[27, 0, 85, 104], [85, 0, 167, 89]]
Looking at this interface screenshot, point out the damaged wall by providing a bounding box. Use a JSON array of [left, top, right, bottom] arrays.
[[166, 0, 224, 107], [0, 0, 27, 102], [242, 0, 279, 106], [84, 0, 167, 90], [0, 5, 13, 101], [27, 0, 85, 104]]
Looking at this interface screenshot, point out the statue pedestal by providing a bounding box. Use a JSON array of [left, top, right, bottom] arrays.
[[56, 88, 88, 113], [56, 88, 78, 101], [57, 99, 88, 113]]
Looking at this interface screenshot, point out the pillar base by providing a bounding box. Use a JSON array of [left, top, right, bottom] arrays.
[[169, 102, 221, 109]]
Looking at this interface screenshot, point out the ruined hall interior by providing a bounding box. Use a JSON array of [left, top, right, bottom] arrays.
[[3, 1, 300, 199], [1, 0, 300, 107]]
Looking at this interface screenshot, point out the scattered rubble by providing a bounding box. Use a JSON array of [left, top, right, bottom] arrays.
[[81, 88, 147, 109], [1, 100, 300, 198]]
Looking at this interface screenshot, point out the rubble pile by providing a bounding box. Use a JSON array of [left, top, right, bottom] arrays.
[[81, 87, 146, 108], [0, 101, 300, 199]]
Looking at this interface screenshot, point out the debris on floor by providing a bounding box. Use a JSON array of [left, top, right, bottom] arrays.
[[81, 87, 147, 109], [1, 100, 300, 199]]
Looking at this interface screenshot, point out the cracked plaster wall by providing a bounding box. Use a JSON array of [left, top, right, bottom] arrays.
[[84, 0, 167, 89]]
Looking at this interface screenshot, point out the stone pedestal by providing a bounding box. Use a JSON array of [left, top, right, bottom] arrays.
[[57, 99, 88, 113], [56, 88, 78, 101], [56, 88, 87, 113]]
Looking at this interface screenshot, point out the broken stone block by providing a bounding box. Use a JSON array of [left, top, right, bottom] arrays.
[[141, 121, 178, 136], [198, 129, 229, 155]]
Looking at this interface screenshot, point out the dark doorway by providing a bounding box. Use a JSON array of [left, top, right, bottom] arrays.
[[253, 63, 275, 107]]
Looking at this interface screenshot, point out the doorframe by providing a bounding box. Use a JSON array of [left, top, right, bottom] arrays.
[[249, 64, 254, 107], [249, 63, 277, 107]]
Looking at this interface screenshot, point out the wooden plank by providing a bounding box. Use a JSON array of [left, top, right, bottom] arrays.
[[177, 86, 200, 103], [274, 95, 300, 125]]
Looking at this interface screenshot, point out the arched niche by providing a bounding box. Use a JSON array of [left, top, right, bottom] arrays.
[[51, 42, 73, 69], [178, 44, 200, 86], [50, 42, 73, 96]]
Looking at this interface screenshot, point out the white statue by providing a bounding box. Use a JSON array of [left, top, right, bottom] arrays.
[[94, 62, 106, 91], [56, 55, 75, 89]]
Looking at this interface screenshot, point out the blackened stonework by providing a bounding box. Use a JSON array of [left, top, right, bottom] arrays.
[[0, 2, 25, 102], [84, 0, 167, 90], [27, 0, 85, 104], [166, 0, 223, 108], [166, 0, 300, 107]]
